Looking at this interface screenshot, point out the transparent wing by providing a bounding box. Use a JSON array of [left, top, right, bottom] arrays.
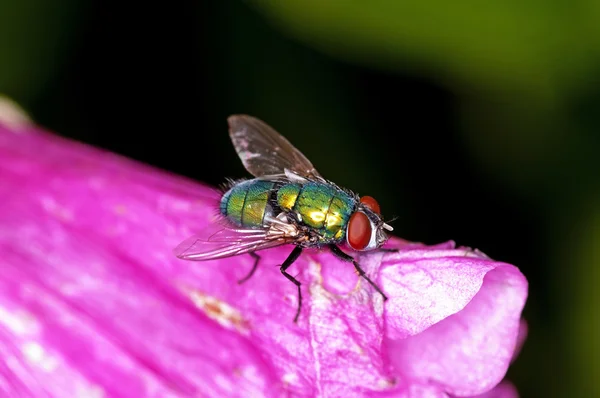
[[227, 114, 323, 179], [174, 220, 296, 261]]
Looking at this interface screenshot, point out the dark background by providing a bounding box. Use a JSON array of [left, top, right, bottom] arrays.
[[3, 1, 600, 396]]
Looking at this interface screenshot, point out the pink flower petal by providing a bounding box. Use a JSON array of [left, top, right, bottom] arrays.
[[0, 133, 280, 396], [0, 105, 528, 397], [380, 246, 528, 395]]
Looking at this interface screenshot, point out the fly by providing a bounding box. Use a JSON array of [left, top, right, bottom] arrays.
[[174, 115, 395, 322]]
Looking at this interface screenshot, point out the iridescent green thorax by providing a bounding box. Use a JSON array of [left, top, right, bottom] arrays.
[[221, 179, 356, 242], [220, 180, 275, 227], [277, 181, 356, 241]]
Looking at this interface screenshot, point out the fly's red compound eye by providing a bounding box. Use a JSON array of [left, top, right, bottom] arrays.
[[360, 196, 380, 214], [348, 211, 372, 250]]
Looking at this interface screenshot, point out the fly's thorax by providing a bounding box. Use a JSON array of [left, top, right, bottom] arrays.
[[277, 182, 355, 241], [276, 184, 301, 211], [220, 179, 276, 227]]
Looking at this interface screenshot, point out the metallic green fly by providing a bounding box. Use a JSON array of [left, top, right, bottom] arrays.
[[174, 115, 394, 322]]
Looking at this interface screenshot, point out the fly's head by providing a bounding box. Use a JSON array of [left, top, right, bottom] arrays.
[[346, 196, 393, 251]]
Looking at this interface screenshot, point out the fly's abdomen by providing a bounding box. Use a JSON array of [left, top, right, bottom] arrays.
[[277, 182, 355, 241], [220, 180, 275, 227]]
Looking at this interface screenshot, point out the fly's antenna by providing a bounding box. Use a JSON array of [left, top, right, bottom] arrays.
[[385, 216, 399, 225], [382, 216, 399, 232]]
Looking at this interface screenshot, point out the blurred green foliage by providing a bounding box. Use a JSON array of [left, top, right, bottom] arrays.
[[252, 0, 600, 95], [1, 0, 599, 396], [0, 0, 85, 105]]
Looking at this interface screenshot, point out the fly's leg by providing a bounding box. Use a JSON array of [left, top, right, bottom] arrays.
[[237, 252, 261, 284], [329, 245, 388, 301], [280, 246, 304, 323]]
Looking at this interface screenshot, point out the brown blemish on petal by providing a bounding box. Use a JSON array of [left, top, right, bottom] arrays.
[[183, 287, 250, 334], [378, 377, 397, 388]]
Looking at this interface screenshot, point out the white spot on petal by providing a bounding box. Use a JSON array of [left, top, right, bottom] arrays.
[[0, 307, 40, 335], [22, 342, 59, 372], [76, 384, 105, 398], [22, 342, 43, 362], [282, 372, 298, 385]]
